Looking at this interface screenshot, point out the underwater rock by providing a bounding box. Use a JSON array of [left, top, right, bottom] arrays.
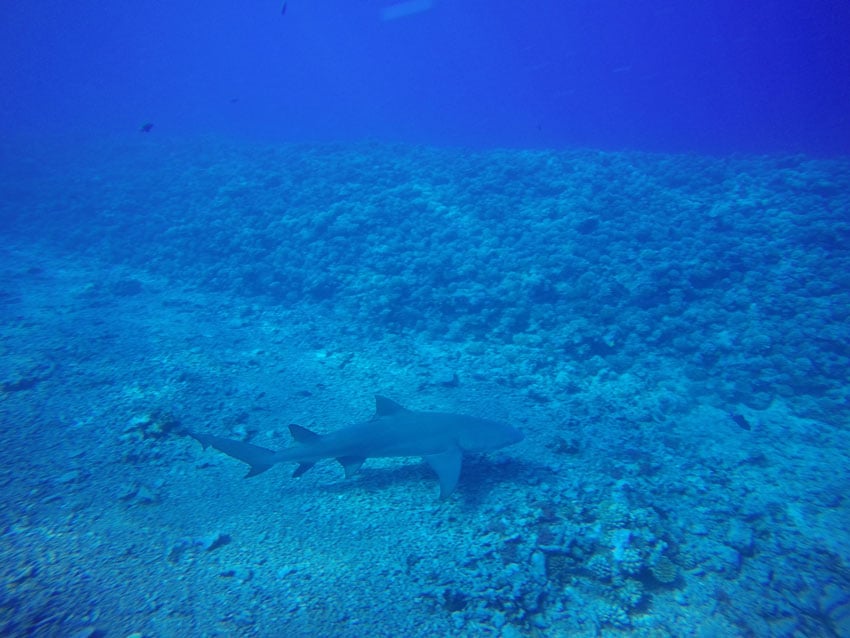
[[529, 551, 547, 584], [725, 519, 755, 555], [594, 600, 630, 628], [167, 538, 192, 563], [55, 469, 81, 485], [649, 556, 679, 584], [198, 531, 231, 552], [133, 485, 157, 505], [117, 483, 138, 501], [575, 216, 600, 234], [68, 627, 103, 638], [729, 412, 751, 430], [616, 579, 644, 608], [709, 541, 741, 576], [422, 366, 459, 388], [220, 566, 253, 582], [123, 411, 181, 440], [547, 435, 580, 455], [819, 584, 850, 637], [1, 358, 55, 392], [586, 554, 612, 581]]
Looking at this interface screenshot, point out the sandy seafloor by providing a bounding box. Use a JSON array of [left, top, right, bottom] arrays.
[[1, 137, 849, 637]]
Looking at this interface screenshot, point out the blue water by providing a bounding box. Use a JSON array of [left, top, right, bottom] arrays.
[[1, 3, 849, 637], [3, 1, 850, 153]]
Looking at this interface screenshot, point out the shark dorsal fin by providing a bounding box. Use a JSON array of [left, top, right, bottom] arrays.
[[375, 395, 408, 417], [289, 423, 321, 444]]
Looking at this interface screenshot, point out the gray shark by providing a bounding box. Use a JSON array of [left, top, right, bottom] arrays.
[[188, 395, 523, 498]]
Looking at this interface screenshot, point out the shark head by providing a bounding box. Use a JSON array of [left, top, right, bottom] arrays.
[[455, 415, 524, 453]]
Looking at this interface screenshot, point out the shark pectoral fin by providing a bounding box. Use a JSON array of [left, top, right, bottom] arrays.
[[292, 462, 315, 478], [424, 447, 463, 500], [336, 455, 366, 478]]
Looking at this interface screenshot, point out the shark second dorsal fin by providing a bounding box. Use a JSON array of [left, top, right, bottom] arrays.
[[375, 395, 408, 417], [292, 462, 315, 478], [289, 423, 321, 443]]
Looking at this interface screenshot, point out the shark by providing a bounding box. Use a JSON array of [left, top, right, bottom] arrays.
[[188, 395, 523, 498]]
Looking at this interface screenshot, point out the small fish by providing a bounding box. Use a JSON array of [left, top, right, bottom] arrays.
[[281, 2, 287, 15], [729, 412, 751, 430], [140, 122, 154, 133]]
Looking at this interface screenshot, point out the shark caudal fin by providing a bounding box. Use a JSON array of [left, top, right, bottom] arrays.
[[188, 431, 277, 478]]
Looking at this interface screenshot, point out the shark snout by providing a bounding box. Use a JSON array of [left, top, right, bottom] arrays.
[[502, 425, 524, 447], [491, 421, 524, 449]]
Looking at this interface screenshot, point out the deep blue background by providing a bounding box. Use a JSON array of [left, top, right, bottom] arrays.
[[2, 0, 849, 153]]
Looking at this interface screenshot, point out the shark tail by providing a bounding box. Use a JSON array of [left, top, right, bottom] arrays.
[[188, 431, 278, 478]]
